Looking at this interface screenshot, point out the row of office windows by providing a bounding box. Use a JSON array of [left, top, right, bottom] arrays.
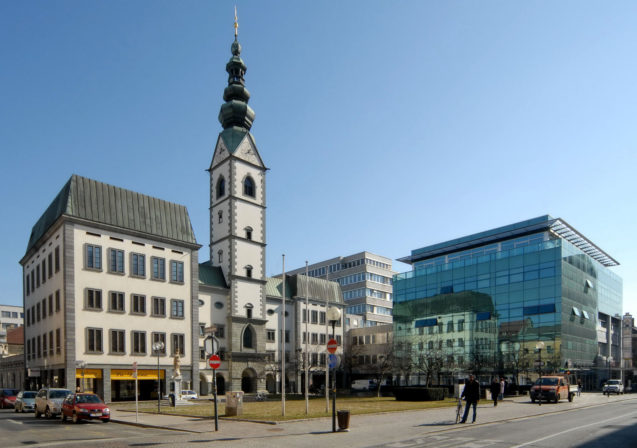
[[305, 257, 392, 278], [82, 290, 186, 319], [336, 272, 393, 287], [301, 332, 342, 345], [80, 329, 186, 356], [25, 290, 61, 327], [301, 309, 342, 326], [1, 310, 23, 319], [343, 288, 393, 301], [347, 304, 392, 316], [351, 333, 390, 345], [85, 244, 185, 283], [25, 246, 61, 296], [25, 329, 61, 360]]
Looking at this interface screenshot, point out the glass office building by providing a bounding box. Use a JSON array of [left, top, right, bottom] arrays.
[[393, 216, 622, 387]]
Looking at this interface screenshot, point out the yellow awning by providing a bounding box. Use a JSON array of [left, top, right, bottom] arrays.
[[75, 369, 103, 379], [110, 369, 165, 381]]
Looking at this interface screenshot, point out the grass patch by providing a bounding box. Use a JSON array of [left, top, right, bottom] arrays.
[[113, 396, 457, 422]]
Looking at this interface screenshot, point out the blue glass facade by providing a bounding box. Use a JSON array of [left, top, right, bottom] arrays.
[[393, 216, 622, 386]]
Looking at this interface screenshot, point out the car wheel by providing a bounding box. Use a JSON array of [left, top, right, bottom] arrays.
[[45, 407, 52, 419], [35, 409, 41, 418], [61, 412, 67, 422], [72, 412, 79, 424]]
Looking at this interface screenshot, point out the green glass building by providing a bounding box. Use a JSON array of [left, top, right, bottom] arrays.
[[393, 216, 622, 389]]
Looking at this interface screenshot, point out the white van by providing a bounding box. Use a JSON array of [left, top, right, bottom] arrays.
[[351, 380, 375, 391]]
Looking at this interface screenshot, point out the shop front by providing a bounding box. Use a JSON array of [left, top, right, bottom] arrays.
[[111, 369, 165, 401], [75, 368, 102, 396]]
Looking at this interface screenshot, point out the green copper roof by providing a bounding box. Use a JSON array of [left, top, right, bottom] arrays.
[[199, 261, 228, 288], [218, 37, 255, 131], [219, 127, 248, 154], [266, 275, 343, 304], [26, 174, 198, 253]]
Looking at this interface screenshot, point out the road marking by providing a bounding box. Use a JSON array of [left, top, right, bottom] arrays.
[[509, 409, 637, 448], [6, 419, 23, 425]]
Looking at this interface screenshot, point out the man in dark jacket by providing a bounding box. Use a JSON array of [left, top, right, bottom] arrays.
[[460, 374, 480, 423]]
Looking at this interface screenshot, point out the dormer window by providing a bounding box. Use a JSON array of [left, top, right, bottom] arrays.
[[243, 176, 255, 197], [216, 176, 226, 199], [245, 227, 253, 240]]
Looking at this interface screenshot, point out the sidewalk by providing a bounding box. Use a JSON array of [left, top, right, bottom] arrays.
[[109, 393, 637, 446]]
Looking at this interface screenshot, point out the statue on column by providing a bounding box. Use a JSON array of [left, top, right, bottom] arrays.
[[173, 350, 182, 378]]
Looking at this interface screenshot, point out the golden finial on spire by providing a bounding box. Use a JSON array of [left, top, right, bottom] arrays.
[[234, 6, 239, 38]]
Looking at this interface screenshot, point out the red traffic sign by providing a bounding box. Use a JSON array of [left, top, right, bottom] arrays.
[[327, 338, 338, 354], [208, 355, 221, 369]]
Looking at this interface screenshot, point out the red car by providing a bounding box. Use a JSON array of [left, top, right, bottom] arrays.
[[0, 389, 19, 409], [60, 393, 110, 423]]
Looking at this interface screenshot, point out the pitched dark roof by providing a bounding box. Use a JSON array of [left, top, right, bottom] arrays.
[[199, 261, 228, 288], [26, 175, 198, 254], [266, 275, 343, 304]]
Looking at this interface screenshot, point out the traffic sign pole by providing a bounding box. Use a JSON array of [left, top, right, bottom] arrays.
[[209, 355, 221, 431]]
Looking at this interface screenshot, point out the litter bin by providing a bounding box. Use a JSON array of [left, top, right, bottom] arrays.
[[337, 410, 350, 431]]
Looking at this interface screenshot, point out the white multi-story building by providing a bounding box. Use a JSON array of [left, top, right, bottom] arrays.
[[0, 304, 23, 356], [287, 252, 397, 327], [20, 175, 200, 400]]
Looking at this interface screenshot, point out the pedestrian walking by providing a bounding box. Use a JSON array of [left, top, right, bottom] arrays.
[[460, 374, 480, 423], [577, 379, 582, 397], [499, 377, 505, 400], [490, 377, 499, 406]]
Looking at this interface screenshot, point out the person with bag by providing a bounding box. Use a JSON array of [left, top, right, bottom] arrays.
[[460, 374, 480, 423]]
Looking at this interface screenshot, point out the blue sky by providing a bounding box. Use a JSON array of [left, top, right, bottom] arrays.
[[1, 1, 635, 314]]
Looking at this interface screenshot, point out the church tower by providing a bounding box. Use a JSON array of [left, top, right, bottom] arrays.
[[208, 15, 268, 392]]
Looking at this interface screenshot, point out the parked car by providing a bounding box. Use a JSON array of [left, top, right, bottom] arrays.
[[530, 376, 574, 403], [180, 390, 198, 400], [61, 393, 110, 423], [14, 391, 37, 412], [602, 379, 624, 395], [351, 380, 375, 392], [0, 388, 19, 409], [35, 388, 71, 418]]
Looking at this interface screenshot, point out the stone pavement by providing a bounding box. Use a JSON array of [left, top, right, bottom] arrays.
[[109, 393, 637, 447]]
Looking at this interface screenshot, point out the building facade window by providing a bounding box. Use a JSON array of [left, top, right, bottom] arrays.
[[216, 176, 225, 199], [131, 253, 145, 277], [109, 292, 125, 313], [243, 326, 254, 349], [132, 331, 146, 355], [215, 325, 225, 339], [245, 227, 252, 240], [86, 289, 102, 310], [85, 244, 102, 270], [152, 332, 166, 355], [56, 328, 61, 354], [218, 211, 223, 223], [171, 333, 185, 356], [131, 294, 146, 315], [170, 261, 184, 283], [48, 253, 53, 278], [245, 265, 252, 278], [55, 246, 60, 272], [55, 290, 61, 312], [109, 249, 125, 274], [171, 299, 185, 318], [110, 330, 125, 354], [243, 176, 255, 197], [152, 297, 166, 317], [151, 257, 166, 280], [218, 250, 223, 264], [87, 328, 103, 353], [267, 330, 275, 342], [48, 294, 53, 315]]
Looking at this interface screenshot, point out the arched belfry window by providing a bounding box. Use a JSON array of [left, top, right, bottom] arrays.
[[216, 176, 226, 199], [245, 265, 253, 278], [218, 250, 223, 264], [245, 303, 253, 319], [243, 325, 254, 349], [245, 226, 253, 240], [243, 176, 255, 197]]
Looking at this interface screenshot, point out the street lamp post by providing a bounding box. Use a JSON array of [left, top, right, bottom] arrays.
[[76, 361, 86, 393], [536, 341, 544, 406], [327, 306, 342, 433], [152, 341, 165, 414]]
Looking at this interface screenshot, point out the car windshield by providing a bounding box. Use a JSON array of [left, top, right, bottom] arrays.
[[535, 378, 558, 386], [50, 390, 70, 399], [23, 392, 37, 398], [607, 380, 621, 385], [76, 394, 102, 403]]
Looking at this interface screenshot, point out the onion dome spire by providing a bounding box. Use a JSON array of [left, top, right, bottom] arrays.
[[218, 8, 255, 131]]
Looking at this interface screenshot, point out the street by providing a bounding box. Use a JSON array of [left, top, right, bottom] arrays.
[[1, 395, 636, 447]]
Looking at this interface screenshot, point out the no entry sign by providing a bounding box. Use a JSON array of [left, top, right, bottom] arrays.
[[327, 338, 338, 354], [208, 354, 221, 369]]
